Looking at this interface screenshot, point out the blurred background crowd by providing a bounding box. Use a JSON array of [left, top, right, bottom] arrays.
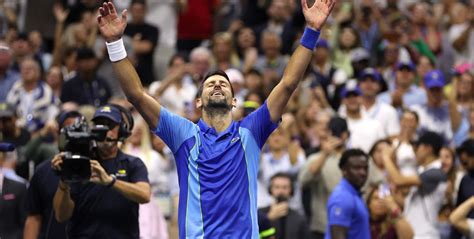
[[0, 0, 473, 238]]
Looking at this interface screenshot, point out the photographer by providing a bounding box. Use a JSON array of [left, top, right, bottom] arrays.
[[259, 173, 310, 239], [52, 105, 151, 238]]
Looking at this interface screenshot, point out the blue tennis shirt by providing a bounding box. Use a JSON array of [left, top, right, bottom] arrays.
[[154, 102, 279, 239], [325, 178, 370, 239]]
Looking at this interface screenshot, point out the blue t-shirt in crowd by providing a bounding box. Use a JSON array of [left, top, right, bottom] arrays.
[[67, 151, 149, 239], [325, 178, 370, 239], [26, 160, 66, 239], [154, 102, 279, 239]]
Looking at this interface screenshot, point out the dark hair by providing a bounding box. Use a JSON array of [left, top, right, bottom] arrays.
[[269, 172, 295, 197], [457, 139, 474, 157], [55, 110, 83, 129], [131, 0, 146, 7], [369, 139, 391, 158], [417, 131, 444, 156], [338, 148, 368, 169], [402, 109, 419, 123], [197, 70, 234, 97], [167, 53, 186, 67]]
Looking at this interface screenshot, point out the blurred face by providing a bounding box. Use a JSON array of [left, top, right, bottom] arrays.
[[46, 66, 63, 90], [312, 113, 330, 140], [77, 58, 98, 75], [339, 28, 357, 49], [450, 3, 468, 24], [400, 111, 418, 133], [313, 47, 329, 63], [245, 73, 263, 93], [384, 44, 399, 65], [344, 156, 369, 189], [270, 176, 292, 199], [268, 128, 290, 151], [73, 24, 88, 44], [130, 3, 146, 23], [190, 53, 210, 77], [81, 11, 95, 31], [417, 56, 433, 81], [460, 152, 474, 171], [457, 73, 473, 97], [268, 0, 287, 22], [128, 123, 143, 146], [0, 47, 11, 71], [261, 34, 281, 59], [343, 94, 361, 114], [28, 31, 42, 50], [213, 37, 232, 62], [369, 189, 389, 219], [396, 69, 415, 88], [440, 147, 454, 173], [11, 39, 30, 57], [412, 3, 427, 24], [0, 116, 16, 136], [168, 56, 185, 74], [427, 87, 443, 107], [237, 28, 256, 49], [197, 75, 235, 111], [371, 142, 390, 168], [20, 59, 40, 84], [415, 144, 432, 164], [359, 77, 380, 97]]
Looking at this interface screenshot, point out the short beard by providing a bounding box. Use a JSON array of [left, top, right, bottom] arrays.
[[203, 98, 232, 118]]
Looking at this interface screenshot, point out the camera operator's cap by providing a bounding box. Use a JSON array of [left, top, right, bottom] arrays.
[[359, 67, 382, 82], [350, 47, 370, 62], [92, 106, 122, 124], [396, 61, 416, 72], [0, 102, 16, 118], [424, 70, 445, 89]]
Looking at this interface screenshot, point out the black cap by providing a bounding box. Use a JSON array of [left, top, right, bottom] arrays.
[[328, 116, 348, 138]]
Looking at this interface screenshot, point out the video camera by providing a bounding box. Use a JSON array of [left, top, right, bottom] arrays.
[[58, 117, 109, 183]]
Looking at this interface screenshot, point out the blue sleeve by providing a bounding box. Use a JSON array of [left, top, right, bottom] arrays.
[[240, 101, 279, 149], [153, 107, 198, 153], [327, 194, 354, 228], [128, 157, 149, 183], [454, 117, 469, 147]]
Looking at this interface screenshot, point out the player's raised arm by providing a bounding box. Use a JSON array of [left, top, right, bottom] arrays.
[[97, 2, 161, 129], [267, 0, 335, 122]]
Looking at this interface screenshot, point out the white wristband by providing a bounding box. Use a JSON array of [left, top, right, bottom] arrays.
[[106, 38, 127, 62]]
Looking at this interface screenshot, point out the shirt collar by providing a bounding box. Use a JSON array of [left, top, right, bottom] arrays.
[[197, 118, 235, 137]]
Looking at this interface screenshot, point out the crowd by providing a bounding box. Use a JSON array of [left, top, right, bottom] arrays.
[[0, 0, 473, 238]]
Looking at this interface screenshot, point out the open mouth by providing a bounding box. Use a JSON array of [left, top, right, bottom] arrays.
[[211, 91, 224, 96]]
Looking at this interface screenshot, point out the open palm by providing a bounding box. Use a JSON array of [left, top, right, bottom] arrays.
[[97, 2, 128, 42], [302, 0, 336, 30]]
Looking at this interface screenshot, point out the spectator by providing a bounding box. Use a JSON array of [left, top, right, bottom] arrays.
[[52, 105, 151, 238], [259, 173, 310, 239], [454, 108, 474, 147], [124, 0, 159, 86], [366, 184, 414, 239], [332, 25, 361, 78], [255, 0, 296, 55], [449, 196, 474, 239], [0, 42, 20, 101], [340, 68, 399, 137], [391, 110, 419, 176], [338, 80, 385, 153], [23, 110, 82, 239], [447, 2, 473, 66], [298, 116, 349, 239], [378, 62, 427, 110], [366, 139, 391, 188], [255, 31, 289, 79], [452, 139, 474, 238], [149, 54, 197, 116], [325, 149, 370, 239], [382, 131, 448, 239], [45, 66, 64, 98], [60, 48, 112, 107], [234, 27, 258, 74], [0, 102, 30, 181], [10, 33, 44, 73], [258, 125, 305, 211], [188, 46, 212, 84], [211, 32, 240, 71], [6, 57, 59, 132], [0, 154, 27, 239], [411, 70, 458, 142]]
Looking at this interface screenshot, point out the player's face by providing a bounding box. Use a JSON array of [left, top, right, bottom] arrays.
[[199, 75, 235, 110]]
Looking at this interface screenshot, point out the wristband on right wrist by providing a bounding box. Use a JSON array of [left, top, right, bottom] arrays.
[[300, 27, 320, 51], [106, 38, 127, 62]]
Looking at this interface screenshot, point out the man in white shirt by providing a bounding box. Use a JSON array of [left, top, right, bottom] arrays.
[[339, 80, 385, 153], [339, 68, 399, 137]]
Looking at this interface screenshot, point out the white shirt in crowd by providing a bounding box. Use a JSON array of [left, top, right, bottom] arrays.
[[345, 116, 386, 153], [148, 77, 197, 116], [411, 103, 452, 142], [404, 160, 447, 239]]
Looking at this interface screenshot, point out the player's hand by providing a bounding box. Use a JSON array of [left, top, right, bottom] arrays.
[[301, 0, 336, 30], [90, 160, 113, 186], [267, 202, 289, 220], [97, 1, 128, 42]]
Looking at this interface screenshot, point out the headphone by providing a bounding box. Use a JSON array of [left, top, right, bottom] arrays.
[[109, 104, 134, 141], [268, 172, 295, 197]]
